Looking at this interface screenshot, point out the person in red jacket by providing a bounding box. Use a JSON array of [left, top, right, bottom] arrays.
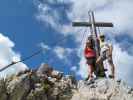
[[84, 37, 96, 81]]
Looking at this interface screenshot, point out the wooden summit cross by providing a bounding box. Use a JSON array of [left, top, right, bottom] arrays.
[[72, 11, 113, 77]]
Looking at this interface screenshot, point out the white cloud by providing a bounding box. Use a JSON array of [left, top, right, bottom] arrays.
[[0, 33, 28, 78], [54, 46, 65, 59], [53, 46, 73, 60], [35, 0, 133, 36], [39, 42, 51, 51], [113, 44, 133, 86], [77, 57, 88, 78], [70, 66, 77, 72]]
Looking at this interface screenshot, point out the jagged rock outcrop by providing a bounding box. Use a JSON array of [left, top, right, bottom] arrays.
[[71, 79, 133, 100], [0, 63, 133, 100], [0, 63, 76, 100]]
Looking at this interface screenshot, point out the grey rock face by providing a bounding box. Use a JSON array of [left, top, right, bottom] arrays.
[[71, 79, 133, 100], [7, 74, 31, 100], [0, 79, 9, 100], [0, 64, 75, 100], [0, 63, 133, 100], [37, 63, 52, 76]]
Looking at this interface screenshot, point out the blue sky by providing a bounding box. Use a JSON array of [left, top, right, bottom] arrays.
[[0, 0, 133, 86], [0, 0, 80, 78], [0, 0, 46, 66]]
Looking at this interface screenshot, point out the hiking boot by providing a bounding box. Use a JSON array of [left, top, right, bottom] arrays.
[[104, 69, 108, 72], [85, 78, 95, 85], [109, 75, 114, 79], [84, 76, 89, 81]]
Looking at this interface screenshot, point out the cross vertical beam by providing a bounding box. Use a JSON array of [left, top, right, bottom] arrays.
[[89, 11, 99, 57]]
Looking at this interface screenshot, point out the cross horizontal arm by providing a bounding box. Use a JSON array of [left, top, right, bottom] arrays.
[[72, 22, 113, 27]]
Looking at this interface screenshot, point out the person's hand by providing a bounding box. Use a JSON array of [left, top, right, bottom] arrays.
[[96, 59, 99, 64], [96, 57, 101, 64], [85, 54, 90, 58]]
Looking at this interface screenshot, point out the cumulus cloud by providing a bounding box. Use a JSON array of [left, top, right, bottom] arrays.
[[113, 44, 133, 86], [40, 42, 51, 50], [35, 0, 133, 36], [53, 46, 73, 60], [39, 42, 51, 54], [39, 42, 75, 65], [0, 33, 28, 78], [35, 0, 133, 85], [54, 46, 65, 59], [39, 41, 74, 62], [70, 66, 77, 72]]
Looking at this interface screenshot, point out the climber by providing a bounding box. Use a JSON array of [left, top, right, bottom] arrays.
[[96, 34, 115, 78], [84, 36, 96, 81]]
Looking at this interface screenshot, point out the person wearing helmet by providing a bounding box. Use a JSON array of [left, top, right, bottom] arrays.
[[84, 36, 96, 81], [96, 34, 115, 78]]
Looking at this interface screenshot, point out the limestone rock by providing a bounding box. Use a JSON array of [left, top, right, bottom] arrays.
[[37, 63, 52, 76], [1, 63, 133, 100], [71, 79, 133, 100]]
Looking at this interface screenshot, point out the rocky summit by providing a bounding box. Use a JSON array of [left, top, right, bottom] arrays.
[[0, 63, 133, 100], [72, 79, 133, 100]]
